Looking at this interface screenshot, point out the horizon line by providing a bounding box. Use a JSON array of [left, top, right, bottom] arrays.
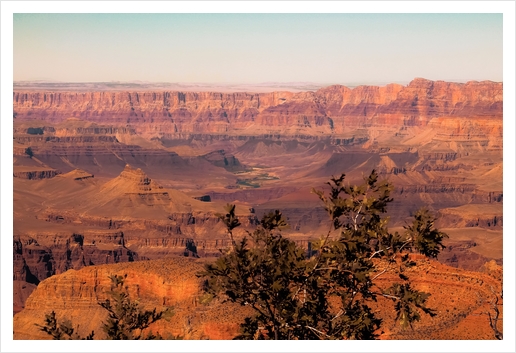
[[12, 77, 503, 92]]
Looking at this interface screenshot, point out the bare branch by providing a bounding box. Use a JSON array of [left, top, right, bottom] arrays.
[[305, 325, 330, 339]]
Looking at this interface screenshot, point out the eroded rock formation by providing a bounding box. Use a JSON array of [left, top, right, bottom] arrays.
[[13, 232, 137, 285], [13, 257, 503, 340], [13, 78, 502, 137], [12, 78, 503, 327]]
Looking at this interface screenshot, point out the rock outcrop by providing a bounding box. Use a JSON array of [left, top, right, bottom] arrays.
[[200, 150, 243, 171], [13, 257, 503, 340], [14, 258, 250, 340], [13, 169, 60, 180], [13, 232, 138, 285]]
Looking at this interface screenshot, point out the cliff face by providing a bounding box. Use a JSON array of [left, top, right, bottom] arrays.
[[13, 78, 502, 135], [13, 257, 503, 340], [14, 258, 250, 340], [13, 169, 60, 180], [13, 232, 138, 285]]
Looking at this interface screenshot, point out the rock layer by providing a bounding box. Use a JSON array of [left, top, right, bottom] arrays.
[[13, 78, 502, 136], [13, 232, 137, 285], [12, 79, 504, 327], [13, 257, 503, 340]]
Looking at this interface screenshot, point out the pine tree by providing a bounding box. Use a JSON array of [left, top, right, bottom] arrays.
[[37, 274, 174, 340], [98, 274, 173, 340], [36, 311, 94, 340], [201, 170, 448, 339]]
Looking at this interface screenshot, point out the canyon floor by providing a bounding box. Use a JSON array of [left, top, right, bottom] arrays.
[[12, 79, 503, 339]]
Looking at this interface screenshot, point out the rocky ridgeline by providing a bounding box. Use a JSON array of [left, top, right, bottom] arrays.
[[17, 138, 243, 179], [125, 235, 314, 259], [13, 169, 60, 180], [13, 126, 134, 135], [40, 208, 258, 238], [396, 183, 476, 194], [391, 178, 501, 204], [13, 232, 137, 285], [437, 213, 502, 230], [55, 126, 135, 135], [160, 132, 369, 147], [14, 135, 119, 144], [13, 78, 502, 136], [438, 241, 502, 271]]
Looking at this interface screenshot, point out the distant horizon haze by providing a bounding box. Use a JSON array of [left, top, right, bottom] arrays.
[[13, 13, 502, 84], [12, 77, 503, 94]]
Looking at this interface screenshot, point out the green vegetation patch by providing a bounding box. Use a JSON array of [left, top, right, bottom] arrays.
[[27, 127, 44, 135], [236, 179, 260, 188]]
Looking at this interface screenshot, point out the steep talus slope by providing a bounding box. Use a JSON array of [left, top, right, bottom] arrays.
[[13, 257, 502, 340]]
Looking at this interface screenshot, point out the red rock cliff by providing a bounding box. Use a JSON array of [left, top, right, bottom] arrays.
[[13, 78, 502, 135], [13, 257, 503, 340]]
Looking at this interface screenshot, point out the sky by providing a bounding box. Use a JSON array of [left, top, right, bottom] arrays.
[[13, 13, 503, 85]]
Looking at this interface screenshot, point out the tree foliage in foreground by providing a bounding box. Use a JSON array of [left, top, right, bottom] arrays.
[[37, 274, 174, 340], [37, 311, 94, 340], [201, 170, 448, 340]]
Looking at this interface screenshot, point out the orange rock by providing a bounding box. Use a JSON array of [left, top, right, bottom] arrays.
[[13, 257, 502, 340]]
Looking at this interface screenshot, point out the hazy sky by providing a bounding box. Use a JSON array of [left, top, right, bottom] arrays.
[[13, 13, 503, 85]]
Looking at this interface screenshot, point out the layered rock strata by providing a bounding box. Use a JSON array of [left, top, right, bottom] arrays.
[[13, 169, 60, 180], [13, 232, 137, 285], [13, 257, 502, 340], [13, 79, 502, 136]]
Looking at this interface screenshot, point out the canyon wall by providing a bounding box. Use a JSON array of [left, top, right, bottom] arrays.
[[13, 78, 502, 136], [13, 232, 138, 285], [12, 78, 504, 321]]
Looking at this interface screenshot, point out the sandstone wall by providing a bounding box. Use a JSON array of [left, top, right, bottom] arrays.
[[13, 257, 503, 340], [13, 232, 138, 285], [13, 79, 502, 136], [14, 258, 250, 340]]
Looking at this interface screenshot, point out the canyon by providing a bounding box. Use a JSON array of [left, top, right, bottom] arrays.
[[12, 78, 503, 339]]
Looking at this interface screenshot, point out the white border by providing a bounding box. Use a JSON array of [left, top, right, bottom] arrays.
[[0, 1, 514, 14], [1, 1, 515, 352]]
